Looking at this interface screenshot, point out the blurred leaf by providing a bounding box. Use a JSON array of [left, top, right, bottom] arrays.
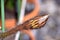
[[6, 0, 14, 10]]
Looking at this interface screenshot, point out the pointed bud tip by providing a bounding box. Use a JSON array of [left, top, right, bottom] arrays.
[[43, 15, 49, 19], [39, 14, 49, 23]]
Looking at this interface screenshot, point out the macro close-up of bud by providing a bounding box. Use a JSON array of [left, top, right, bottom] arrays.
[[0, 0, 60, 40]]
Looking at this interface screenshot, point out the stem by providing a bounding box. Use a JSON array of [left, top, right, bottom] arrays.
[[1, 0, 5, 32]]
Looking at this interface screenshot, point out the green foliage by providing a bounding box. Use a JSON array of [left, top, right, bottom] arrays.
[[6, 0, 14, 10], [0, 0, 22, 18]]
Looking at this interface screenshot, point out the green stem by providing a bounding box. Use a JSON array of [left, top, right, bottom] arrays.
[[17, 0, 22, 40], [1, 0, 5, 32], [17, 0, 22, 18]]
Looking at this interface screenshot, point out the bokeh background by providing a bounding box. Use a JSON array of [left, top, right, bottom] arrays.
[[0, 0, 60, 40]]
